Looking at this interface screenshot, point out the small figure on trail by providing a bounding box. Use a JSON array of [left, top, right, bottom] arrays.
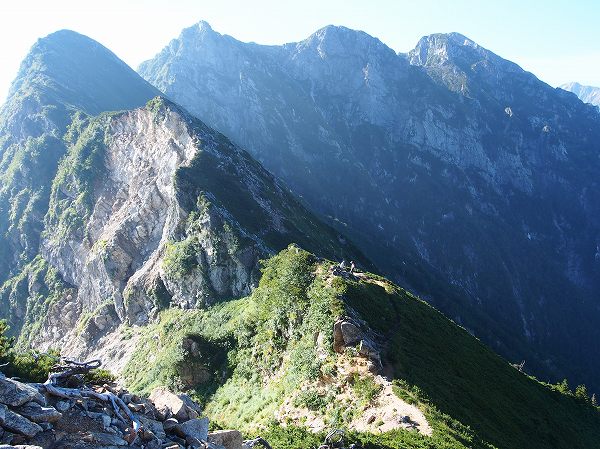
[[339, 260, 347, 270], [349, 261, 356, 273]]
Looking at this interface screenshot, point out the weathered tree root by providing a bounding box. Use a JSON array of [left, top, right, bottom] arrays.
[[42, 359, 141, 434]]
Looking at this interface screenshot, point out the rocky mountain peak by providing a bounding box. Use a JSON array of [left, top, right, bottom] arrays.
[[560, 81, 600, 106], [7, 29, 159, 117], [138, 23, 600, 394], [409, 32, 493, 66], [290, 24, 395, 61], [177, 20, 219, 44], [407, 32, 526, 96]]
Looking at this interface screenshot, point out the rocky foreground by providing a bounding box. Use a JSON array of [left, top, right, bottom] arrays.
[[0, 365, 249, 449]]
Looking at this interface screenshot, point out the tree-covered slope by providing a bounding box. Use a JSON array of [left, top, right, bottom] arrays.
[[121, 246, 600, 449]]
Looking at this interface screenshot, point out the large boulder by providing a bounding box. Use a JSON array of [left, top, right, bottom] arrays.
[[174, 417, 209, 442], [0, 377, 44, 407], [149, 387, 203, 422], [13, 403, 61, 423], [0, 404, 42, 438], [208, 430, 243, 449], [149, 387, 188, 421]]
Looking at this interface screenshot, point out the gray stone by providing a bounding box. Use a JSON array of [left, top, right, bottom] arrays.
[[14, 402, 61, 423], [340, 321, 363, 346], [174, 417, 209, 442], [101, 414, 112, 429], [0, 404, 42, 437], [178, 393, 202, 418], [90, 431, 128, 446], [208, 430, 243, 449], [138, 415, 166, 440], [162, 417, 179, 431], [54, 401, 70, 412], [0, 377, 44, 407], [145, 440, 162, 449], [149, 387, 188, 421]]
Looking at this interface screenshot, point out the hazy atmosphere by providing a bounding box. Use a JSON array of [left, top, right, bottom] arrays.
[[1, 0, 600, 102], [0, 1, 599, 448]]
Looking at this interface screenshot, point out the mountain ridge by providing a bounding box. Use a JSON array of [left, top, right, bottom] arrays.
[[0, 25, 599, 449], [561, 81, 600, 106], [0, 32, 367, 364], [139, 21, 600, 391]]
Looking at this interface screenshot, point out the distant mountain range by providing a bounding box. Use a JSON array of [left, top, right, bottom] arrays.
[[139, 22, 600, 391], [561, 81, 600, 106]]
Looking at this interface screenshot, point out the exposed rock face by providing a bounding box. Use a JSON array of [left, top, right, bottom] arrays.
[[27, 99, 364, 363], [333, 316, 382, 372], [561, 82, 600, 107], [139, 23, 600, 389], [0, 28, 368, 373], [0, 30, 160, 291]]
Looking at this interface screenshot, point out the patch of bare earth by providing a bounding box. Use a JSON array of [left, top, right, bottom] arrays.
[[276, 357, 431, 436]]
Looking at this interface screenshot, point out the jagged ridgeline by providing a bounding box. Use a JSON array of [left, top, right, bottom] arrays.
[[139, 23, 600, 391], [122, 246, 600, 449], [0, 26, 599, 449], [0, 30, 366, 355], [0, 29, 161, 292], [1, 95, 367, 352]]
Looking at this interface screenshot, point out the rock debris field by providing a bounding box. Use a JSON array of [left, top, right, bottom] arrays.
[[0, 360, 247, 449]]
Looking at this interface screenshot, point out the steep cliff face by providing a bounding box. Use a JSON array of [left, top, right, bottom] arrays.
[[0, 33, 367, 367], [0, 30, 160, 289], [2, 97, 365, 363], [139, 23, 600, 389]]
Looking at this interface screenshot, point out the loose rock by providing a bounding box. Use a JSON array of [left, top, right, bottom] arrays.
[[174, 417, 209, 442], [14, 403, 61, 423], [208, 430, 243, 449], [0, 405, 42, 438], [0, 378, 44, 408]]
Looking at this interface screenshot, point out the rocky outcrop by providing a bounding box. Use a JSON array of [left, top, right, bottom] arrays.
[[560, 82, 600, 107], [0, 371, 249, 449], [333, 317, 382, 373], [6, 96, 365, 370], [0, 378, 44, 408]]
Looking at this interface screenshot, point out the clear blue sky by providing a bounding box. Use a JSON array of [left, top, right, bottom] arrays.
[[1, 0, 599, 103]]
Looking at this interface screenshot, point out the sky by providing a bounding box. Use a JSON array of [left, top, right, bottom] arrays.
[[0, 0, 599, 103]]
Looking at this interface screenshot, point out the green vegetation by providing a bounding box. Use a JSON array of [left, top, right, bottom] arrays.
[[123, 246, 600, 449], [163, 238, 199, 279], [45, 114, 113, 239], [349, 373, 382, 405], [0, 256, 71, 346], [84, 368, 116, 385], [125, 246, 343, 430], [0, 319, 59, 382], [339, 271, 600, 449]]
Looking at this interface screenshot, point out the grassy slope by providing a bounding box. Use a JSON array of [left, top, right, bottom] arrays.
[[123, 246, 600, 449], [342, 276, 600, 449]]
